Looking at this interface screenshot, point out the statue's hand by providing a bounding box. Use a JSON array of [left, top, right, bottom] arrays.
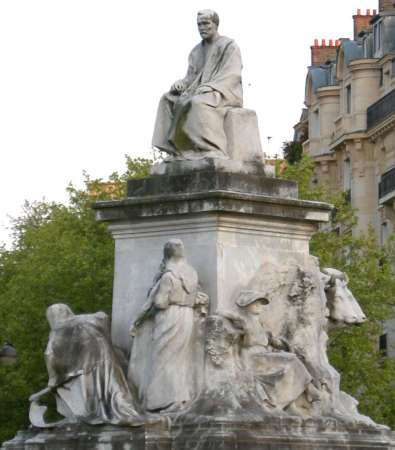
[[195, 291, 209, 306], [29, 386, 52, 403], [170, 80, 186, 94], [218, 310, 246, 331], [269, 332, 290, 351]]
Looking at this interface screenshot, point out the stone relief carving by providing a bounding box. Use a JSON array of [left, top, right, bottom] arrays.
[[29, 304, 144, 428], [152, 9, 243, 160], [28, 245, 385, 431], [195, 259, 381, 427], [128, 239, 208, 413]]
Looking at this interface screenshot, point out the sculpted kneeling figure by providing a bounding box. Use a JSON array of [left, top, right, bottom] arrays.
[[29, 304, 144, 428], [152, 9, 243, 159]]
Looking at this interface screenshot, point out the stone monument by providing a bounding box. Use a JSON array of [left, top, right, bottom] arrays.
[[3, 9, 395, 450]]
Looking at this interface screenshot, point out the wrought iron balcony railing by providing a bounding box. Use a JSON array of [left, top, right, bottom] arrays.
[[367, 88, 395, 130]]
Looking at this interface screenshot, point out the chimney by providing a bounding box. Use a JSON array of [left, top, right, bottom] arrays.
[[379, 0, 395, 11], [311, 39, 340, 66], [353, 9, 374, 40]]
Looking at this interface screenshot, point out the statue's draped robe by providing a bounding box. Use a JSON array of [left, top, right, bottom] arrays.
[[129, 261, 199, 411], [45, 312, 142, 425], [152, 35, 243, 158]]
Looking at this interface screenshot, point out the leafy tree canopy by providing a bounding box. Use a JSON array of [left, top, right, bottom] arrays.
[[0, 156, 152, 444], [282, 141, 304, 165]]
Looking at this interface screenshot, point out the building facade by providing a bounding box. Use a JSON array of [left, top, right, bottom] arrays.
[[297, 2, 395, 240]]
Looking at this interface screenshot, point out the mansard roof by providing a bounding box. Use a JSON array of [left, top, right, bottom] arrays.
[[338, 39, 364, 65]]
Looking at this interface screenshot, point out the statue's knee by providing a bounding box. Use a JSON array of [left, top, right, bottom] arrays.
[[189, 96, 203, 108]]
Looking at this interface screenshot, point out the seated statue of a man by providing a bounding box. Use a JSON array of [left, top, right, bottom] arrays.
[[152, 9, 243, 160]]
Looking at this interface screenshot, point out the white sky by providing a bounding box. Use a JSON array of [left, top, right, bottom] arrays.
[[0, 0, 376, 246]]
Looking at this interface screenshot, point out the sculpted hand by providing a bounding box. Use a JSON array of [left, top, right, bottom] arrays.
[[218, 310, 246, 330], [195, 291, 209, 306], [170, 80, 186, 94]]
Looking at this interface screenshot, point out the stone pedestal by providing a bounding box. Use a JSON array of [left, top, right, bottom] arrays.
[[3, 420, 394, 449], [93, 169, 331, 352]]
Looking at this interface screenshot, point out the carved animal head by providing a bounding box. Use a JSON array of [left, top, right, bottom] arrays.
[[322, 268, 367, 325]]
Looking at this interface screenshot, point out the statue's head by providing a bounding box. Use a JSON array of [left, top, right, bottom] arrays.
[[163, 238, 185, 261], [236, 290, 270, 316], [46, 303, 74, 329], [197, 9, 219, 41]]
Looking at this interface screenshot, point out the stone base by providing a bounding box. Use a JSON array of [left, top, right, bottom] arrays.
[[3, 419, 394, 450], [150, 158, 267, 177], [128, 168, 297, 198]]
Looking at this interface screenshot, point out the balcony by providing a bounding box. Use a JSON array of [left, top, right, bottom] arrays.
[[379, 167, 395, 203], [367, 88, 395, 130]]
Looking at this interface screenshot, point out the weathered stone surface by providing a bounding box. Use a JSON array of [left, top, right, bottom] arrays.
[[127, 170, 295, 198], [91, 211, 329, 353], [3, 420, 395, 449], [28, 305, 143, 429], [129, 239, 208, 412], [224, 108, 263, 162], [150, 157, 265, 177], [94, 191, 331, 223]]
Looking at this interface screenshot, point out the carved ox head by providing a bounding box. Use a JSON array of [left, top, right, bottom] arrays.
[[321, 268, 367, 325]]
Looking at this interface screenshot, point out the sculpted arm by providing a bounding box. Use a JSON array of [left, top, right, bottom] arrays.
[[152, 272, 173, 309], [170, 52, 196, 94], [130, 273, 174, 336]]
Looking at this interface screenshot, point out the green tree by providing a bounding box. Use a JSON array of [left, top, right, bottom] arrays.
[[0, 156, 152, 444], [282, 141, 304, 165], [281, 155, 395, 427]]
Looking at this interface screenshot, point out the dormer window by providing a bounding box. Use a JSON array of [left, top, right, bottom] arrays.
[[363, 37, 368, 57], [373, 20, 382, 54]]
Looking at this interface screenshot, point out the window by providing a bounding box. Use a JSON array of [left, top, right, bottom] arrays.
[[381, 221, 389, 246], [374, 21, 382, 54], [392, 59, 395, 78], [379, 68, 384, 86], [343, 158, 352, 194], [346, 85, 352, 114], [379, 333, 388, 356], [311, 109, 320, 138]]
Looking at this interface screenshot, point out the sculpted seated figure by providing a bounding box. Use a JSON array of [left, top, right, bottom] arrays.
[[29, 304, 144, 428], [152, 9, 243, 159], [223, 291, 320, 414]]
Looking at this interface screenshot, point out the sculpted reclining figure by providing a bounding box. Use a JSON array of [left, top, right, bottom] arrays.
[[29, 304, 144, 428], [152, 9, 243, 159]]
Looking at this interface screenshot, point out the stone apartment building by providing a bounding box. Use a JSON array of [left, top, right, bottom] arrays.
[[295, 0, 395, 356]]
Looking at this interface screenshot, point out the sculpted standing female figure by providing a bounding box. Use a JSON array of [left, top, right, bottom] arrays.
[[128, 239, 208, 412]]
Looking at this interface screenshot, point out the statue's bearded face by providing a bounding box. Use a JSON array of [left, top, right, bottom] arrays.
[[197, 16, 217, 40]]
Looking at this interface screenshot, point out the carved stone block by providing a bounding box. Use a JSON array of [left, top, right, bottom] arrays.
[[224, 108, 263, 162]]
